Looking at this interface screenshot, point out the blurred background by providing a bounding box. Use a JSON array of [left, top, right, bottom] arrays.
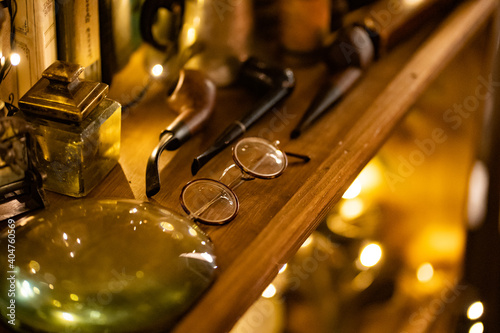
[[229, 4, 500, 331]]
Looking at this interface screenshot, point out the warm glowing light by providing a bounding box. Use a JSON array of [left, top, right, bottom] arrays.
[[129, 208, 138, 214], [151, 64, 163, 77], [301, 236, 313, 248], [352, 271, 374, 291], [63, 233, 68, 240], [408, 225, 465, 266], [33, 287, 40, 295], [90, 311, 101, 319], [200, 252, 214, 263], [29, 260, 40, 273], [404, 0, 423, 6], [262, 284, 277, 298], [180, 252, 214, 263], [359, 243, 382, 268], [69, 252, 75, 258], [467, 161, 488, 229], [160, 222, 174, 231], [358, 161, 382, 192], [469, 322, 484, 333], [186, 27, 197, 45], [136, 271, 144, 279], [52, 300, 61, 307], [340, 198, 364, 220], [70, 294, 79, 301], [416, 263, 434, 282], [188, 228, 198, 237], [342, 178, 362, 199], [467, 301, 484, 320], [278, 264, 287, 274], [20, 280, 34, 298], [10, 53, 20, 66], [49, 284, 54, 290], [76, 238, 81, 244], [61, 312, 74, 322]]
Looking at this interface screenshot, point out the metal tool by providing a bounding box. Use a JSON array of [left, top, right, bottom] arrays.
[[290, 0, 453, 138], [191, 57, 295, 175], [146, 69, 216, 197]]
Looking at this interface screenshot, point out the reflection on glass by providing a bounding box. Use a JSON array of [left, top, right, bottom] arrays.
[[0, 200, 217, 332]]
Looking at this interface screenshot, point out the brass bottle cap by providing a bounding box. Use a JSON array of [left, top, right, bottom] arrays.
[[19, 61, 109, 123]]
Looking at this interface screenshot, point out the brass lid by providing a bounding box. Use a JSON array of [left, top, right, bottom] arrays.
[[19, 61, 109, 123]]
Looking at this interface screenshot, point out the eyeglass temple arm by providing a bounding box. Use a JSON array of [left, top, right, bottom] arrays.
[[284, 151, 311, 163]]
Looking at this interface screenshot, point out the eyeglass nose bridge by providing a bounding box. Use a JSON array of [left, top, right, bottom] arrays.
[[218, 163, 255, 190]]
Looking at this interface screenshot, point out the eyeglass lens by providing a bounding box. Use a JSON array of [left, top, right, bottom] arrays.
[[180, 137, 295, 225], [233, 137, 287, 179], [180, 179, 239, 224]]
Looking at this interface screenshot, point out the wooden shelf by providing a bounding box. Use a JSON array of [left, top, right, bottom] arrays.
[[45, 0, 498, 332]]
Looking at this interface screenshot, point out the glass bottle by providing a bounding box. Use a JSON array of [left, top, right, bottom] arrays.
[[18, 61, 121, 197]]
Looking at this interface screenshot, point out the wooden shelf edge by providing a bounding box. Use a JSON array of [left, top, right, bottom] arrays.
[[172, 0, 498, 332]]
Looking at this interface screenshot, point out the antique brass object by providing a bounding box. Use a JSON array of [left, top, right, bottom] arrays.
[[18, 61, 121, 197], [19, 61, 108, 123]]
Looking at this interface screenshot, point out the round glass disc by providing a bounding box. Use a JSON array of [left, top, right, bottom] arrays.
[[180, 179, 239, 225], [233, 137, 287, 179]]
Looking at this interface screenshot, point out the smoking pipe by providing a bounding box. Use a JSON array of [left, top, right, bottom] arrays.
[[191, 57, 295, 175], [290, 0, 453, 138], [146, 69, 216, 197]]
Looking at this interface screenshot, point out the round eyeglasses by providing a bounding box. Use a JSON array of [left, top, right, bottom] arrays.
[[180, 137, 309, 225]]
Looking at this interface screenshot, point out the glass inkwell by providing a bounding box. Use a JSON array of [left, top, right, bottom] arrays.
[[18, 61, 121, 197]]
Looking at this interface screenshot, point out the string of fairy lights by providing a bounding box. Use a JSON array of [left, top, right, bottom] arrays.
[[0, 0, 20, 85], [0, 0, 20, 115]]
